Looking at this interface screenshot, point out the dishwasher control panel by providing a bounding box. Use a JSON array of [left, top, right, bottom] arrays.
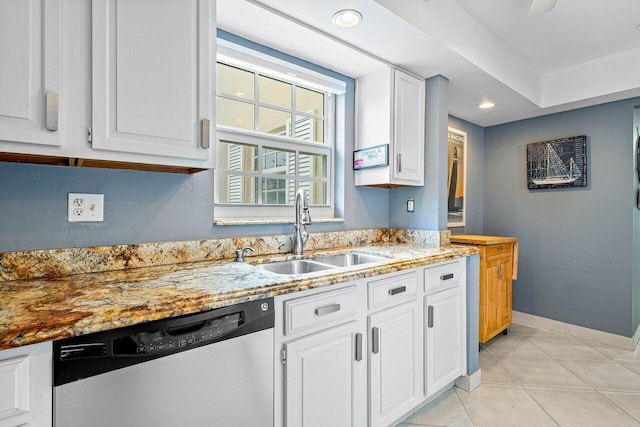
[[53, 297, 274, 387], [114, 313, 243, 355]]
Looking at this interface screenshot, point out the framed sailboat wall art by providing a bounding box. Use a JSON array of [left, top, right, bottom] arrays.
[[526, 135, 587, 190]]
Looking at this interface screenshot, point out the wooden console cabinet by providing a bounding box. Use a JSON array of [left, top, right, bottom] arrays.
[[450, 235, 518, 343]]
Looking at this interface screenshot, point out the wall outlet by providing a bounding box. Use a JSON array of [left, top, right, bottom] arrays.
[[68, 193, 104, 222], [407, 199, 415, 212]]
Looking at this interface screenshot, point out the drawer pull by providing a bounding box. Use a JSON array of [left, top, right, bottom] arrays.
[[355, 333, 363, 361], [440, 273, 454, 281], [315, 303, 341, 316], [428, 305, 434, 328], [372, 327, 380, 354], [388, 286, 406, 296]]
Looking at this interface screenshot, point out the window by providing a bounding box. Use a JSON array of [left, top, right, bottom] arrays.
[[214, 41, 345, 220]]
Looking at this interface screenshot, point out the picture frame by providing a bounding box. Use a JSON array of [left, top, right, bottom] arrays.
[[353, 144, 389, 170], [527, 135, 587, 190], [447, 127, 467, 227]]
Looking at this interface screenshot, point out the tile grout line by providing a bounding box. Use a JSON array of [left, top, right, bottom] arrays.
[[596, 390, 640, 423], [519, 385, 562, 427], [452, 386, 477, 427]]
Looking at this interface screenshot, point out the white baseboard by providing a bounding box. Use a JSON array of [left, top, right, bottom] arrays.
[[512, 311, 636, 350], [455, 369, 481, 392]]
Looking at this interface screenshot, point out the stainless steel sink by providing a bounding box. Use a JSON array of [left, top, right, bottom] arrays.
[[258, 259, 335, 275], [311, 253, 389, 267]]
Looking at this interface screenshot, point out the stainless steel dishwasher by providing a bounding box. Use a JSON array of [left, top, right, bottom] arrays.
[[53, 298, 274, 427]]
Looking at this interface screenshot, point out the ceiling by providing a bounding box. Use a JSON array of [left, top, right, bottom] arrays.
[[217, 0, 640, 127]]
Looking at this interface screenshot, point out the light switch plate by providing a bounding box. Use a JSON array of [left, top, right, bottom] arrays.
[[68, 193, 104, 222], [407, 199, 415, 212]]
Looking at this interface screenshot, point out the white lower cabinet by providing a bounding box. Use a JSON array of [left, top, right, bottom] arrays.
[[275, 259, 467, 427], [425, 285, 466, 397], [275, 282, 367, 427], [0, 342, 52, 427], [368, 301, 422, 427], [284, 322, 366, 427]]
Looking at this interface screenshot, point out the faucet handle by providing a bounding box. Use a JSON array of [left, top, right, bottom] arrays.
[[302, 209, 312, 225], [234, 246, 255, 262]]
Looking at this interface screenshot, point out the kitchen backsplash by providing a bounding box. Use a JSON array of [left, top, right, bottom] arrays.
[[0, 228, 449, 282]]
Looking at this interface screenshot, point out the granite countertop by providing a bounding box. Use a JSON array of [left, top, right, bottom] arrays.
[[0, 243, 478, 350]]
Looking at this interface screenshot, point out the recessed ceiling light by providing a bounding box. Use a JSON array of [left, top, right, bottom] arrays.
[[479, 102, 495, 109], [332, 9, 362, 28]]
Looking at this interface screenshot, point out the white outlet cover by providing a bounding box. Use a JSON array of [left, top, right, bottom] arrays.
[[407, 199, 415, 212], [68, 193, 104, 222]]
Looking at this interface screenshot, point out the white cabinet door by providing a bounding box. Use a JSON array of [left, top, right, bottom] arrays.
[[0, 342, 52, 427], [425, 286, 465, 397], [91, 0, 214, 163], [284, 322, 366, 427], [393, 69, 424, 184], [0, 0, 61, 147], [369, 301, 422, 427]]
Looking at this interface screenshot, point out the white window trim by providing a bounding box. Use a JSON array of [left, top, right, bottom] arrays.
[[217, 39, 346, 96], [214, 40, 342, 222]]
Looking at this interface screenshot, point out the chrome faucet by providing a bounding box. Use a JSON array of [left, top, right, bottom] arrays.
[[292, 189, 312, 255]]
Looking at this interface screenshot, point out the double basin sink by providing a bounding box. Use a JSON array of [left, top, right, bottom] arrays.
[[258, 252, 390, 275]]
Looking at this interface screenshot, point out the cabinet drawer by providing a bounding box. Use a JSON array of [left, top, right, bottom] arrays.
[[424, 260, 461, 294], [368, 272, 417, 310], [284, 286, 358, 336], [485, 243, 511, 257]]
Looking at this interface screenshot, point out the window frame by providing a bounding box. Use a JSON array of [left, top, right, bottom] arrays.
[[214, 40, 345, 221]]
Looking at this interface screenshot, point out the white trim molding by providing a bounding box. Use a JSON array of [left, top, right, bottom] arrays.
[[513, 311, 637, 351], [454, 368, 481, 393]]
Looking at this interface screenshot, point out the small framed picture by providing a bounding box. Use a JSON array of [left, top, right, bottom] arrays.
[[353, 144, 389, 170]]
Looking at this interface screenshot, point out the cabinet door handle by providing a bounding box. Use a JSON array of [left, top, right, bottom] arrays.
[[355, 333, 363, 361], [200, 119, 211, 149], [397, 153, 402, 172], [440, 273, 454, 281], [372, 327, 380, 354], [315, 303, 341, 316], [428, 305, 434, 328], [388, 285, 406, 296], [45, 91, 59, 131]]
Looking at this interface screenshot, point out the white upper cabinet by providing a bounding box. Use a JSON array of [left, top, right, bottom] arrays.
[[355, 66, 425, 187], [0, 0, 61, 149], [393, 70, 424, 183], [90, 0, 215, 167]]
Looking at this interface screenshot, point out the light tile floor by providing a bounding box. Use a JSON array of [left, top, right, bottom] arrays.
[[400, 323, 640, 427]]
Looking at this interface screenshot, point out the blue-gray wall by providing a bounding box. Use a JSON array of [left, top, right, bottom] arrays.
[[0, 31, 389, 252], [484, 98, 640, 337], [448, 116, 484, 235]]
